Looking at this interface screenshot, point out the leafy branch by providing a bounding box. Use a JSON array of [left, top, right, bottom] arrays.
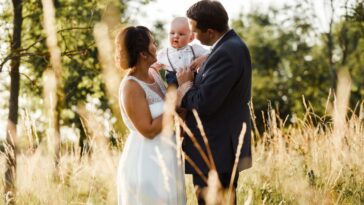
[[0, 26, 93, 72]]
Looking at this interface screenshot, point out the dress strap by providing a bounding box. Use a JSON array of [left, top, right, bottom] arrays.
[[149, 69, 167, 95], [124, 75, 150, 93]]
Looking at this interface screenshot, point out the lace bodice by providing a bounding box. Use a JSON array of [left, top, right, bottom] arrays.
[[119, 68, 167, 131]]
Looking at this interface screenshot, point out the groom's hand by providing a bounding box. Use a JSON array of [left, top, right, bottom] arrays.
[[176, 67, 194, 85], [176, 81, 193, 107], [189, 55, 208, 72]]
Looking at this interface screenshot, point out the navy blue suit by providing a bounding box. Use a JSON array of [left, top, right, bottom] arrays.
[[181, 30, 252, 180]]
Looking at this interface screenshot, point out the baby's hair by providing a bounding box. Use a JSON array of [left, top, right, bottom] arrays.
[[171, 17, 189, 29]]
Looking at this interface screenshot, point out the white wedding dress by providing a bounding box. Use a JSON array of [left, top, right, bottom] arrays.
[[117, 69, 186, 205]]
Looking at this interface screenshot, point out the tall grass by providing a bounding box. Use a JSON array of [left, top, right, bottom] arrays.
[[0, 98, 363, 204], [238, 102, 363, 204], [0, 144, 118, 204], [1, 12, 363, 203]]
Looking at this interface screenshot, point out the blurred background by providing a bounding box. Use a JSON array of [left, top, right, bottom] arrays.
[[1, 0, 362, 142], [0, 0, 363, 204]]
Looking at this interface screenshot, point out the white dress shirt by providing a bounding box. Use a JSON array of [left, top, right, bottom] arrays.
[[157, 44, 209, 72], [210, 29, 230, 51]]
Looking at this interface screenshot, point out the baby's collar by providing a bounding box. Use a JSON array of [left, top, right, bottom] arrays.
[[170, 45, 189, 51]]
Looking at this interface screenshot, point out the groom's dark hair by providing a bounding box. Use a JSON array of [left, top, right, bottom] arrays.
[[187, 0, 228, 32]]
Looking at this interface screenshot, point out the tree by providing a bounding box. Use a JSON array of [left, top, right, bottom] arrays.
[[335, 0, 364, 107], [4, 0, 22, 203], [231, 0, 363, 136], [232, 4, 326, 126], [0, 0, 129, 157]]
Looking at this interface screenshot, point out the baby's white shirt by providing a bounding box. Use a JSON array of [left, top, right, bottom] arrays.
[[157, 44, 209, 72]]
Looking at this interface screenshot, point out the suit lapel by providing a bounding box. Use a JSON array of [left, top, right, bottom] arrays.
[[209, 30, 236, 56], [195, 61, 207, 84], [195, 30, 237, 84]]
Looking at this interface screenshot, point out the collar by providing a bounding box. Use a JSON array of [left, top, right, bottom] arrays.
[[169, 45, 189, 51], [211, 29, 230, 50]]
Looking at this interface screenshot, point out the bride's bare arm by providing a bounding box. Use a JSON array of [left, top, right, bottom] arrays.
[[122, 80, 162, 139]]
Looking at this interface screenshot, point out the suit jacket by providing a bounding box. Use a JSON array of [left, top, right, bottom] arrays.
[[181, 29, 252, 174]]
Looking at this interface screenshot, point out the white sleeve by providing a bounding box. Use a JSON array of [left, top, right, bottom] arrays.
[[157, 48, 173, 71], [191, 44, 210, 57], [157, 48, 166, 64]]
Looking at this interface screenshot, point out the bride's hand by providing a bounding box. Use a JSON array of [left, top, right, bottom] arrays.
[[150, 62, 164, 71]]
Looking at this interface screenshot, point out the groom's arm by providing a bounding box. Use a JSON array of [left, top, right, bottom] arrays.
[[181, 50, 240, 116]]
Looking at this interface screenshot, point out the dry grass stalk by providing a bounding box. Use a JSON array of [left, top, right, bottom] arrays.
[[325, 88, 333, 116], [93, 22, 123, 103], [177, 117, 212, 170], [333, 70, 351, 130], [78, 110, 93, 157], [227, 123, 247, 205], [161, 88, 209, 190], [248, 101, 260, 143], [162, 87, 177, 139], [174, 114, 183, 167], [41, 0, 62, 76], [173, 114, 187, 203], [184, 154, 208, 184], [42, 70, 57, 155], [41, 0, 62, 168], [205, 170, 223, 205], [21, 109, 40, 152], [192, 109, 216, 170], [93, 22, 125, 145], [243, 189, 253, 205], [331, 69, 351, 170], [359, 101, 364, 121], [76, 105, 111, 155], [23, 109, 34, 150], [154, 147, 171, 193], [4, 124, 16, 204]]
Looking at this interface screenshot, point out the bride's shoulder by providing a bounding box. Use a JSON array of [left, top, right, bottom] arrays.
[[120, 76, 145, 98]]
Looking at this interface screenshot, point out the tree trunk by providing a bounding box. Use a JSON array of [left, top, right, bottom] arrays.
[[340, 0, 350, 66], [327, 0, 337, 91], [54, 101, 61, 168], [4, 0, 22, 204]]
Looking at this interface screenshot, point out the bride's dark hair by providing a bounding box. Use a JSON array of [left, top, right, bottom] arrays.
[[115, 26, 152, 69]]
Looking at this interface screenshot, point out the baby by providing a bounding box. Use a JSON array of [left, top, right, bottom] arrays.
[[155, 17, 209, 86]]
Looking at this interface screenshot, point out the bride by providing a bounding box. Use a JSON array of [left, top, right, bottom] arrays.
[[115, 26, 188, 205]]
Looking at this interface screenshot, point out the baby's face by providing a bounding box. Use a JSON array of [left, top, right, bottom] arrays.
[[169, 21, 192, 49]]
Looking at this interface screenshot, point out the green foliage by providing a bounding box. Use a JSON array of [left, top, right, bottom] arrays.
[[334, 10, 364, 108], [0, 0, 156, 145], [232, 1, 364, 131], [1, 0, 129, 142], [349, 0, 364, 25], [152, 20, 167, 48]]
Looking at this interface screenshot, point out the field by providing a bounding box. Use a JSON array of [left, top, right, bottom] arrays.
[[1, 102, 363, 205]]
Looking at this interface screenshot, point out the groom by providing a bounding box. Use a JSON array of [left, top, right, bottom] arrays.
[[177, 0, 252, 204]]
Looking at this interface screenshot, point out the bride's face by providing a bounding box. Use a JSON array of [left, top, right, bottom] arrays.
[[147, 34, 157, 64]]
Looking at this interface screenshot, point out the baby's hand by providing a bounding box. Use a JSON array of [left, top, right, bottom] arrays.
[[150, 62, 164, 71], [189, 55, 208, 72]]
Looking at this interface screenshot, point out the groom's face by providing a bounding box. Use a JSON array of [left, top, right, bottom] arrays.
[[188, 19, 211, 46]]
